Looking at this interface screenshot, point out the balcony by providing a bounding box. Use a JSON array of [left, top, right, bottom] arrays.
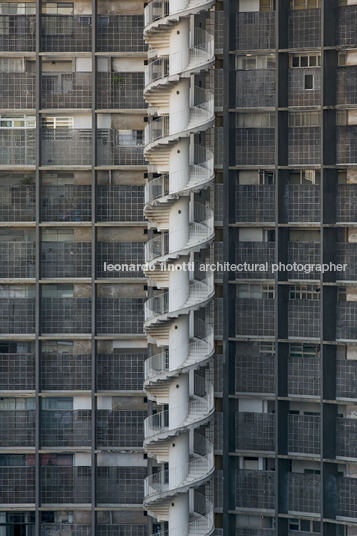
[[288, 68, 321, 107], [286, 184, 320, 223], [41, 184, 91, 222], [288, 300, 320, 339], [41, 353, 91, 391], [337, 477, 357, 518], [0, 410, 35, 446], [41, 466, 91, 504], [96, 15, 146, 52], [287, 242, 321, 281], [338, 6, 357, 47], [337, 184, 357, 223], [288, 356, 320, 397], [96, 528, 147, 536], [96, 185, 145, 222], [41, 129, 92, 166], [41, 242, 92, 278], [235, 243, 275, 280], [288, 473, 320, 514], [336, 243, 357, 281], [40, 298, 92, 334], [41, 524, 91, 536], [236, 470, 275, 511], [41, 15, 92, 52], [0, 73, 36, 109], [235, 128, 275, 166], [97, 131, 145, 166], [337, 67, 357, 106], [96, 298, 144, 334], [96, 353, 145, 391], [235, 185, 275, 223], [0, 466, 35, 504], [337, 302, 357, 340], [96, 467, 146, 505], [96, 242, 145, 279], [0, 15, 36, 52], [0, 129, 36, 166], [236, 71, 275, 108], [288, 9, 321, 48], [337, 358, 357, 400], [41, 410, 92, 447], [235, 352, 275, 395], [288, 127, 321, 166], [337, 418, 357, 459], [288, 414, 320, 456], [235, 12, 275, 50], [41, 72, 92, 109], [0, 353, 35, 391], [96, 410, 145, 448], [337, 126, 357, 164], [236, 299, 275, 337], [0, 242, 36, 278], [97, 72, 146, 110], [236, 412, 275, 452], [0, 183, 35, 222], [0, 298, 35, 334]]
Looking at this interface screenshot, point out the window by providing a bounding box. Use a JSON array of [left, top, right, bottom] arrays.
[[236, 54, 276, 70], [337, 111, 348, 125], [116, 130, 143, 146], [338, 287, 347, 301], [259, 171, 275, 185], [304, 74, 314, 90], [0, 115, 35, 128], [42, 117, 74, 129], [289, 343, 320, 358], [42, 397, 73, 410], [291, 53, 321, 68], [290, 0, 321, 9], [260, 342, 275, 354], [0, 3, 36, 14], [289, 284, 320, 300], [289, 112, 320, 127], [42, 2, 74, 14], [0, 285, 35, 298], [237, 113, 275, 128], [289, 170, 320, 184], [238, 284, 275, 299], [0, 58, 23, 72], [260, 0, 275, 10]]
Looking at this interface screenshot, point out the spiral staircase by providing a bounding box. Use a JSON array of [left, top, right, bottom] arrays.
[[142, 0, 216, 534]]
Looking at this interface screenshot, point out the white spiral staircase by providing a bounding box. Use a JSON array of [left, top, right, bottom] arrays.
[[143, 0, 215, 533]]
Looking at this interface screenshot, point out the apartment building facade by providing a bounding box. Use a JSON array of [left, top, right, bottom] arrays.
[[221, 0, 357, 535]]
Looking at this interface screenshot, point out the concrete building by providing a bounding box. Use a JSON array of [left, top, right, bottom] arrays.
[[2, 0, 357, 535]]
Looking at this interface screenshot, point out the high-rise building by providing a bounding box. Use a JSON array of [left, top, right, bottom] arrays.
[[221, 1, 357, 535], [2, 0, 357, 535], [0, 0, 150, 534]]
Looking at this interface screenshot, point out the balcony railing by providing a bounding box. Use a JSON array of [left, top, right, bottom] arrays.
[[0, 352, 35, 390], [236, 412, 275, 452], [41, 242, 92, 278], [235, 12, 275, 50], [0, 410, 35, 446], [288, 414, 320, 456], [236, 70, 275, 108], [236, 299, 275, 337], [96, 353, 145, 391], [96, 15, 146, 52], [96, 242, 145, 278], [41, 353, 91, 391], [0, 184, 35, 222], [96, 297, 144, 335], [288, 9, 321, 48], [0, 242, 36, 278], [286, 184, 320, 223], [235, 185, 275, 222], [0, 298, 35, 334], [337, 184, 357, 223], [337, 301, 357, 340], [0, 467, 35, 503], [40, 298, 92, 334], [235, 353, 275, 395], [338, 5, 357, 47], [0, 129, 36, 166], [288, 127, 321, 166], [0, 15, 36, 51], [288, 300, 320, 339], [97, 72, 146, 110], [235, 242, 275, 280], [41, 72, 92, 109], [236, 470, 275, 511], [96, 466, 146, 505], [96, 185, 145, 222], [288, 473, 320, 514], [41, 185, 91, 222], [337, 126, 357, 164], [288, 68, 321, 107], [287, 242, 321, 280], [288, 356, 320, 397], [236, 128, 275, 166], [41, 466, 91, 504], [0, 73, 36, 109], [41, 409, 92, 447], [41, 129, 92, 166], [41, 524, 92, 536], [41, 15, 92, 52], [96, 410, 145, 448]]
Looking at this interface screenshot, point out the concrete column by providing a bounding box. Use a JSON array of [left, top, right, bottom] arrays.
[[169, 18, 190, 75], [169, 314, 190, 370], [168, 199, 189, 252], [168, 492, 190, 536], [169, 0, 189, 15], [169, 79, 190, 134], [169, 138, 190, 193]]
